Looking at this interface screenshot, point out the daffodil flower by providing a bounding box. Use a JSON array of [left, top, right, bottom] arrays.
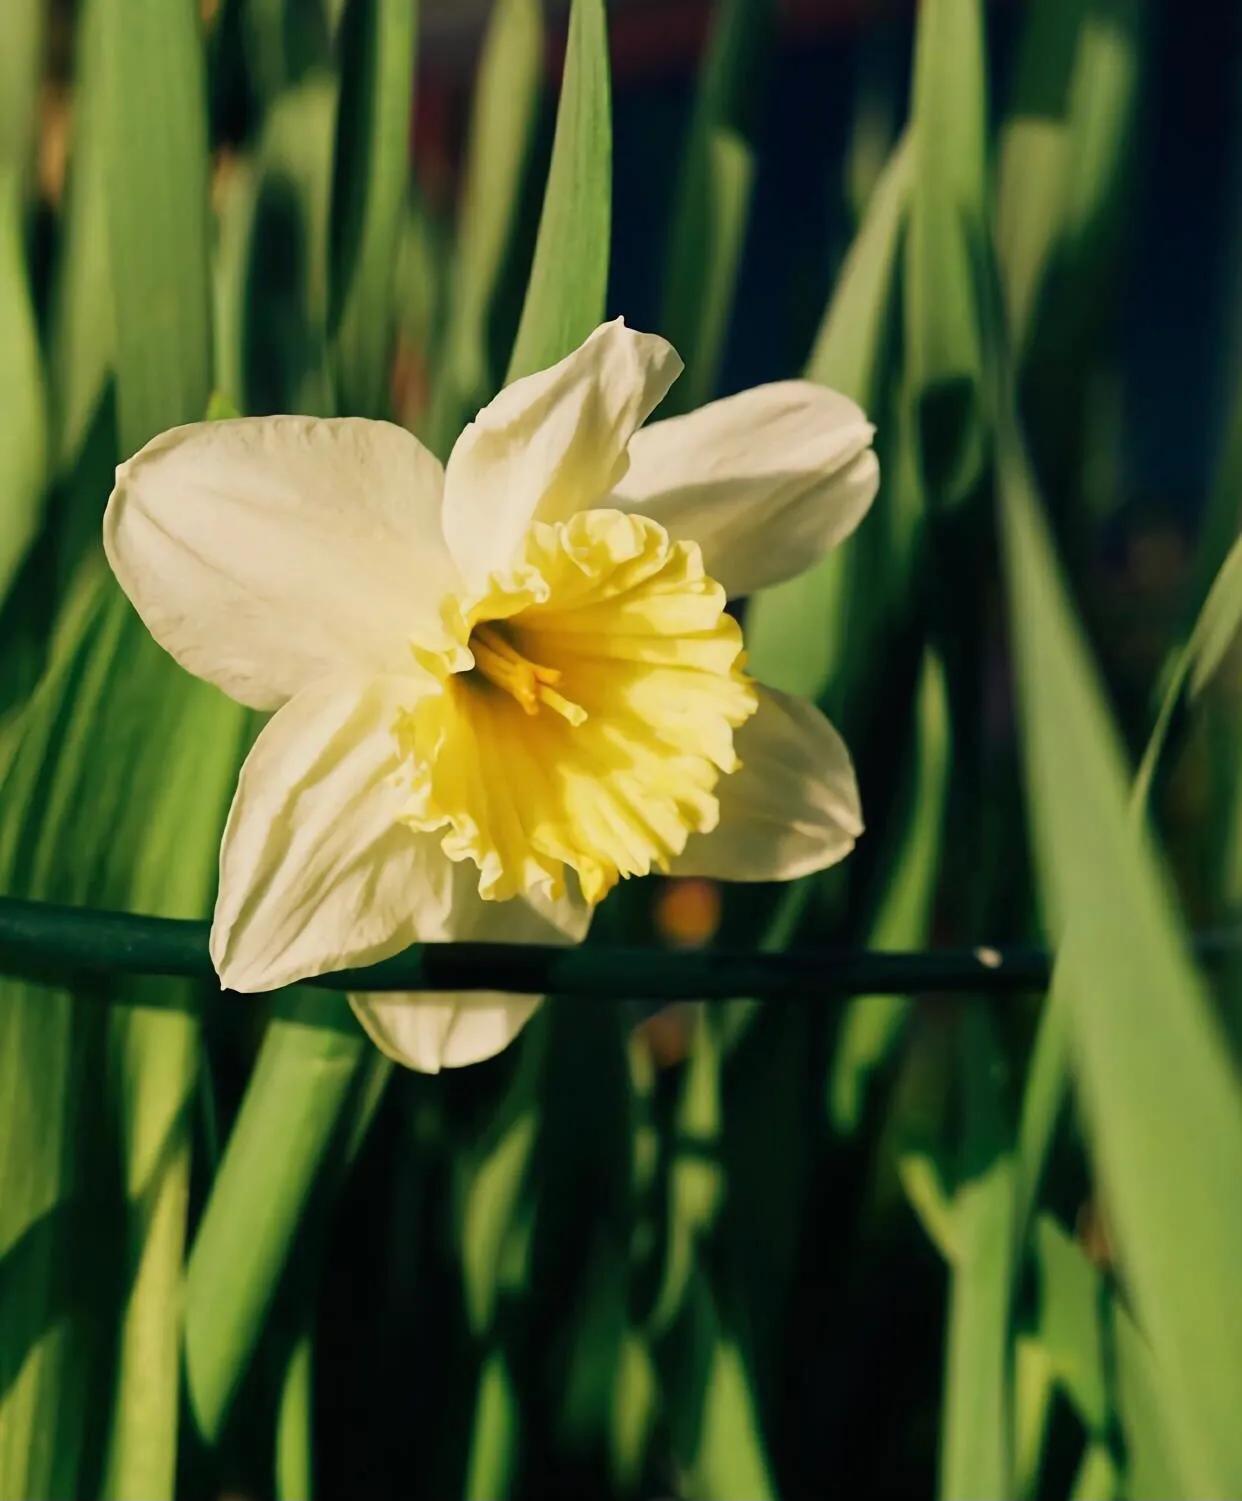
[[104, 320, 878, 1071]]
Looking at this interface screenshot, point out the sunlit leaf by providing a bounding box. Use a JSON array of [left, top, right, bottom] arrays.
[[1012, 489, 1242, 1248], [1196, 359, 1242, 614], [938, 1010, 1014, 1501], [0, 571, 116, 1501], [423, 0, 544, 456], [1057, 0, 1145, 299], [806, 130, 911, 405], [610, 1326, 658, 1491], [92, 3, 248, 1489], [904, 0, 988, 505], [999, 401, 1242, 1498], [0, 194, 45, 605], [647, 1008, 724, 1333], [242, 0, 332, 101], [830, 650, 950, 1132], [745, 133, 911, 704], [100, 0, 213, 456], [184, 994, 376, 1442], [460, 1100, 539, 1335], [275, 1326, 314, 1501], [505, 0, 610, 383], [664, 1273, 777, 1501], [464, 1350, 519, 1501], [48, 0, 114, 479], [0, 0, 47, 603], [0, 564, 249, 1501], [0, 0, 42, 173], [1033, 1215, 1182, 1498], [212, 151, 258, 416], [243, 75, 341, 416], [1011, 1335, 1054, 1500], [456, 1026, 549, 1495], [1004, 0, 1145, 534], [659, 0, 773, 416], [995, 0, 1083, 350], [1136, 530, 1242, 805], [998, 0, 1146, 352], [331, 0, 419, 416]]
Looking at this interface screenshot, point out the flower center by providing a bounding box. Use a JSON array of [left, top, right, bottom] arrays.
[[396, 509, 756, 906], [467, 622, 586, 726]]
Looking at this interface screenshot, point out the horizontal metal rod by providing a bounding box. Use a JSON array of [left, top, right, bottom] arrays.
[[0, 895, 1237, 1002]]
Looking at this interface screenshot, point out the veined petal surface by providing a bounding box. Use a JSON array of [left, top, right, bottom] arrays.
[[442, 319, 682, 586], [105, 416, 457, 709], [211, 673, 448, 991], [673, 685, 863, 881], [611, 381, 878, 597]]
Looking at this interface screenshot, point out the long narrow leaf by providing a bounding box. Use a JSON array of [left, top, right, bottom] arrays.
[[100, 0, 213, 455], [505, 0, 610, 383], [806, 131, 911, 405], [331, 0, 419, 416], [1136, 530, 1242, 805], [93, 3, 245, 1489], [423, 0, 543, 456], [0, 0, 42, 177], [0, 191, 45, 604], [1012, 518, 1242, 1245], [938, 1010, 1014, 1500], [0, 571, 118, 1501], [745, 134, 911, 703], [996, 0, 1144, 360], [904, 0, 988, 505], [184, 995, 372, 1443], [1033, 1216, 1182, 1497], [0, 0, 47, 602], [994, 0, 1083, 350], [999, 399, 1242, 1498], [659, 0, 773, 415], [274, 1326, 314, 1501], [48, 0, 114, 479], [830, 650, 950, 1132], [243, 75, 342, 416], [1008, 460, 1242, 1215]]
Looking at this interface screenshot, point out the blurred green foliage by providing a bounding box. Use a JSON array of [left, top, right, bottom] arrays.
[[0, 0, 1239, 1497]]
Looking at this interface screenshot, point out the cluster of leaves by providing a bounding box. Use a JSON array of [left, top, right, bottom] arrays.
[[0, 0, 1239, 1497]]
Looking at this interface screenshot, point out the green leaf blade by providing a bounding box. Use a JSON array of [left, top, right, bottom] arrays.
[[184, 996, 372, 1443], [744, 133, 911, 705], [331, 0, 419, 417], [423, 0, 544, 456], [505, 0, 611, 384], [48, 0, 115, 480], [0, 193, 46, 604], [905, 0, 989, 505], [830, 650, 950, 1132], [659, 0, 773, 416], [100, 0, 214, 455], [999, 408, 1242, 1498]]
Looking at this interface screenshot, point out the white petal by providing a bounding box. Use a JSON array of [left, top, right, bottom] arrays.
[[105, 416, 457, 710], [210, 672, 445, 991], [208, 669, 590, 1072], [672, 685, 863, 881], [442, 319, 682, 586], [350, 868, 591, 1072], [611, 381, 878, 597]]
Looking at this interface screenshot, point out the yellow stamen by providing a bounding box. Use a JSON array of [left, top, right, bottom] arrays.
[[397, 509, 756, 907], [469, 622, 586, 725], [534, 682, 588, 727]]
